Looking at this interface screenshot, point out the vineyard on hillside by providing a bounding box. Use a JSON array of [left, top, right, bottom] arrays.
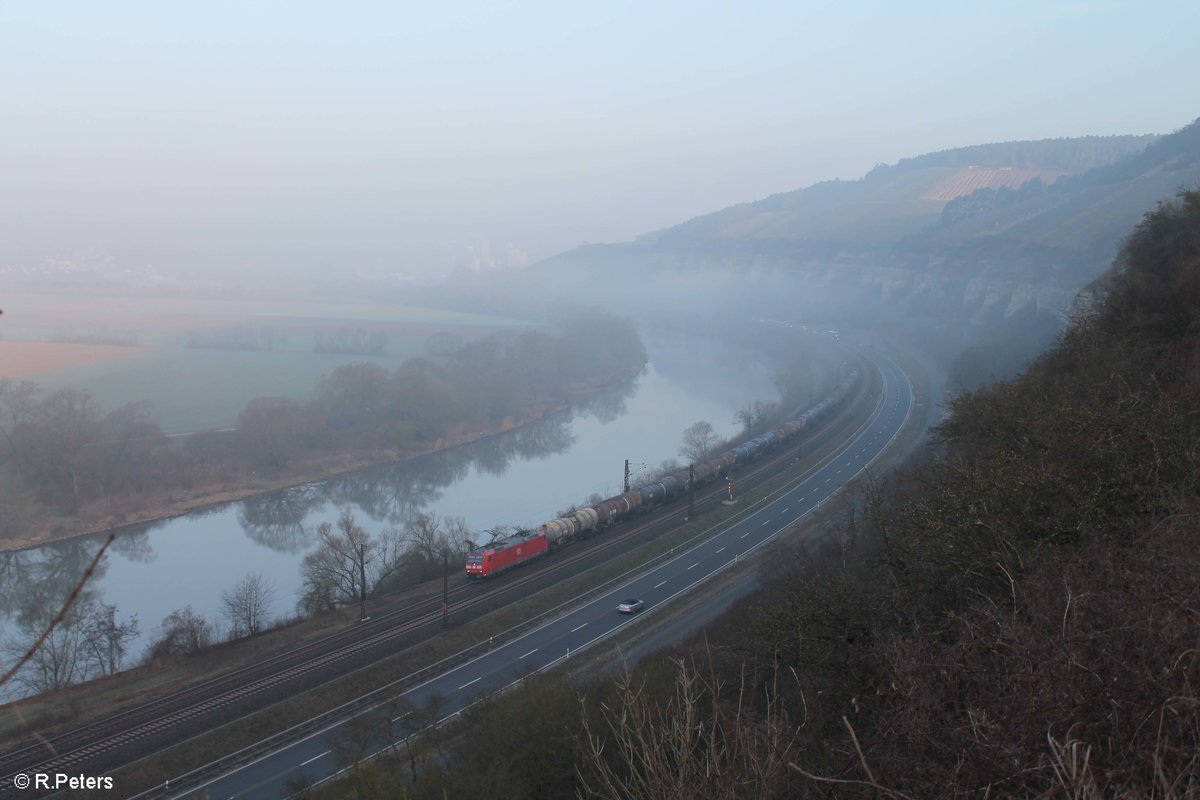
[[923, 165, 1062, 201]]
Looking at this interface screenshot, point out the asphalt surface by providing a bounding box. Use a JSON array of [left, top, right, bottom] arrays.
[[154, 349, 911, 800]]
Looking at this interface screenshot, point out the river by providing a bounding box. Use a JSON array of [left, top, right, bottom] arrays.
[[0, 343, 783, 696]]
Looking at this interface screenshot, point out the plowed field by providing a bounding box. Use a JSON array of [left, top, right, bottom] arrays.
[[0, 341, 147, 378]]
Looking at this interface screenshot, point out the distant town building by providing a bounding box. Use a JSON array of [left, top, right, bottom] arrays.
[[463, 240, 529, 272]]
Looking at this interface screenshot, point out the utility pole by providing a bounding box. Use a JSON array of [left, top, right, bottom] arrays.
[[442, 549, 449, 629], [106, 605, 117, 674], [623, 459, 630, 493], [687, 463, 695, 520], [358, 542, 368, 622]]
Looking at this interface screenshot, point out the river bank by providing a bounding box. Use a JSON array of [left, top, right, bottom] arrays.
[[0, 366, 644, 553]]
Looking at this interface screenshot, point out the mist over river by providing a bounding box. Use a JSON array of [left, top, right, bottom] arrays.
[[0, 337, 798, 694]]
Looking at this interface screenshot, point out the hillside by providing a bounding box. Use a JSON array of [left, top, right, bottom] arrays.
[[516, 123, 1198, 335], [640, 135, 1151, 247], [901, 120, 1200, 278], [318, 189, 1200, 800]]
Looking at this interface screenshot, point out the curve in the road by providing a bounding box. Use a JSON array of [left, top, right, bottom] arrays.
[[175, 349, 912, 800]]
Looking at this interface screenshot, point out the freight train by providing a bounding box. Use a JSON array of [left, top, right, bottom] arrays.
[[464, 368, 860, 578]]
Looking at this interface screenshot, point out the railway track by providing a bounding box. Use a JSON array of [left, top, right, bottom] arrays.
[[0, 355, 878, 791]]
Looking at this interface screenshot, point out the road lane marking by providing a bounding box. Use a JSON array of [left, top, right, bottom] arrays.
[[783, 506, 790, 512], [740, 531, 751, 539], [519, 648, 538, 659], [301, 752, 329, 767], [716, 547, 725, 554], [761, 520, 770, 525], [654, 580, 667, 588], [688, 562, 699, 570], [458, 676, 482, 690], [571, 622, 588, 633]]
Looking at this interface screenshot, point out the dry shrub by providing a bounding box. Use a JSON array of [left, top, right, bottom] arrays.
[[860, 514, 1200, 798], [577, 657, 802, 800]]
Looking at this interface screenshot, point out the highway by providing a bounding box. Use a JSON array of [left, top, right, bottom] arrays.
[[167, 349, 912, 800]]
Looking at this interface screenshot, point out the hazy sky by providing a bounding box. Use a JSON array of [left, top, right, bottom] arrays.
[[2, 1, 1197, 279]]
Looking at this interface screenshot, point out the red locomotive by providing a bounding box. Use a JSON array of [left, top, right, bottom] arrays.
[[464, 529, 549, 578]]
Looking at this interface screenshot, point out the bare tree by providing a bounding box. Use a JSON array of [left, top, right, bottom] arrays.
[[678, 420, 717, 463], [734, 399, 778, 436], [299, 509, 371, 614], [577, 659, 800, 800], [3, 608, 90, 693], [147, 606, 214, 659], [0, 465, 37, 540], [221, 572, 275, 638], [442, 516, 472, 558], [236, 396, 311, 470], [0, 534, 117, 694], [298, 508, 405, 615], [734, 403, 756, 434], [81, 602, 138, 676], [773, 361, 811, 407], [1, 597, 137, 692], [404, 513, 442, 562]]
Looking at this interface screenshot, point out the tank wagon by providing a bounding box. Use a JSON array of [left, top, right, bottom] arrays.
[[466, 368, 860, 577]]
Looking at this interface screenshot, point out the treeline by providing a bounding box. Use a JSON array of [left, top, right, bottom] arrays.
[[318, 192, 1200, 798], [52, 327, 139, 346], [879, 134, 1157, 175], [313, 326, 388, 355], [238, 310, 644, 468], [939, 175, 1049, 226], [0, 310, 645, 539], [2, 509, 473, 695], [185, 324, 290, 351], [183, 325, 382, 353]]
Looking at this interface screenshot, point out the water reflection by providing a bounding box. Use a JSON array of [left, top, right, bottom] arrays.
[[110, 530, 155, 563], [238, 486, 323, 553], [0, 368, 662, 693], [0, 537, 108, 629], [236, 383, 612, 545]]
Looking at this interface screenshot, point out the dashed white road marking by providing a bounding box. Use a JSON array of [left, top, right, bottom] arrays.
[[301, 752, 329, 767], [458, 676, 482, 690]]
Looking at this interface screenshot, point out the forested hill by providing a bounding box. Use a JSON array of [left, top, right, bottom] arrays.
[[900, 118, 1200, 281], [338, 194, 1200, 800]]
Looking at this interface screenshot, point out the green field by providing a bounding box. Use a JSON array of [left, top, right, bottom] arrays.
[[34, 347, 431, 433], [7, 292, 529, 433]]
